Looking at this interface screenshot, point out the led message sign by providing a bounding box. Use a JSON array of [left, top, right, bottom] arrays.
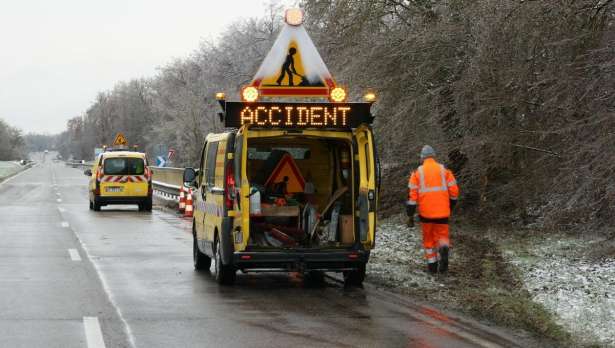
[[224, 102, 372, 129]]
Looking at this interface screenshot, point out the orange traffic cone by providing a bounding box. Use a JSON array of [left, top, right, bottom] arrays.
[[179, 186, 186, 213], [184, 189, 193, 218]]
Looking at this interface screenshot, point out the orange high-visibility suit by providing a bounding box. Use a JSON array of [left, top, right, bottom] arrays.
[[407, 158, 459, 266]]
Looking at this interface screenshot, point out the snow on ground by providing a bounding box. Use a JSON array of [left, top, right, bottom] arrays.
[[506, 237, 615, 346], [367, 219, 445, 290], [0, 161, 22, 180]]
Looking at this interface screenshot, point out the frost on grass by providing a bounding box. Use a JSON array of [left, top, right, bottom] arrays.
[[367, 218, 444, 291], [507, 237, 615, 346], [0, 161, 22, 180]]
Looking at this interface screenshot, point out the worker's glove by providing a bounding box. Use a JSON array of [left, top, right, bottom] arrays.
[[407, 217, 414, 228], [405, 204, 416, 217]]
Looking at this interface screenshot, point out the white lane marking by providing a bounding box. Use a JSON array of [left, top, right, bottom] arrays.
[[63, 219, 137, 348], [68, 248, 82, 261], [83, 316, 106, 348], [61, 221, 70, 228], [58, 207, 66, 213], [57, 198, 62, 203]]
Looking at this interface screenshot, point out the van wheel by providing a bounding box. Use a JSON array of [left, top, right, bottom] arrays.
[[193, 233, 211, 271], [343, 263, 366, 287], [93, 198, 101, 212], [214, 237, 236, 285], [144, 197, 152, 212], [304, 271, 325, 286]]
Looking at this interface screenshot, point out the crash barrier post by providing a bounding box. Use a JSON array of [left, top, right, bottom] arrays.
[[184, 189, 193, 218]]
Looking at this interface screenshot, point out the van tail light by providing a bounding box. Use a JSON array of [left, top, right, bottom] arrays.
[[143, 167, 153, 194], [95, 167, 102, 195], [145, 167, 152, 182], [225, 162, 235, 210]]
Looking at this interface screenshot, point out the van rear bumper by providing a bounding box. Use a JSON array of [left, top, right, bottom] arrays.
[[233, 250, 369, 272], [95, 195, 150, 205]]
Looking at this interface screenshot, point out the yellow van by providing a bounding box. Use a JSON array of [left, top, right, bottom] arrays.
[[184, 101, 379, 286], [84, 150, 152, 212]]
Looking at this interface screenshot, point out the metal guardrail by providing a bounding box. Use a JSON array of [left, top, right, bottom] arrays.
[[66, 161, 93, 169], [150, 167, 184, 203], [150, 167, 184, 187]]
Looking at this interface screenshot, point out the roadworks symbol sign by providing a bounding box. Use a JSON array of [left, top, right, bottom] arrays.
[[264, 153, 306, 193], [249, 18, 336, 97], [113, 133, 128, 146]]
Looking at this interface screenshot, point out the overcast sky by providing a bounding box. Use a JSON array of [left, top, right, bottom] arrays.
[[0, 0, 285, 134]]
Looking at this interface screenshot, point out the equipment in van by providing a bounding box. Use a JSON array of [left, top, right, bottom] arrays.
[[263, 152, 305, 194], [249, 187, 262, 215], [310, 186, 349, 241]]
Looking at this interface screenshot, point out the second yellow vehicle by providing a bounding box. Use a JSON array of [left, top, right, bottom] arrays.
[[84, 150, 153, 212]]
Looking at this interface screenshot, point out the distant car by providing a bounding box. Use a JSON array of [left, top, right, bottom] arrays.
[[44, 150, 49, 153], [84, 151, 153, 212]]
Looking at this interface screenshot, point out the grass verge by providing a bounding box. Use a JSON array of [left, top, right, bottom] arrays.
[[367, 216, 572, 346]]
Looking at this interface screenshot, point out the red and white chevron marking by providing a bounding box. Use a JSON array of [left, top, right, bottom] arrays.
[[100, 175, 147, 183]]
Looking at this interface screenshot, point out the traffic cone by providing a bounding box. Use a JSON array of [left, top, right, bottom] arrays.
[[184, 189, 193, 218], [178, 186, 186, 213]]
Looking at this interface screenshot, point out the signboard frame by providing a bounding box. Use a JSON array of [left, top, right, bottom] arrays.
[[223, 102, 373, 129]]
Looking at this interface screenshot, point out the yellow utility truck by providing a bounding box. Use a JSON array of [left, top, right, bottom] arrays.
[[185, 8, 380, 286], [184, 102, 379, 285]]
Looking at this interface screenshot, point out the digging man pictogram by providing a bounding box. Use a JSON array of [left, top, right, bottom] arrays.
[[276, 47, 298, 86]]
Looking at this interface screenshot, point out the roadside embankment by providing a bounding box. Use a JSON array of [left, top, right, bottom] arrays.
[[504, 232, 615, 347], [367, 215, 571, 346], [0, 161, 31, 183]]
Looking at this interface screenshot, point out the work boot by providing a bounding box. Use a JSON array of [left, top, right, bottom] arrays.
[[438, 246, 449, 273], [427, 262, 438, 274]]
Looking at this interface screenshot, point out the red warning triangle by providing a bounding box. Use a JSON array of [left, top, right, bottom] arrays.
[[264, 154, 306, 193]]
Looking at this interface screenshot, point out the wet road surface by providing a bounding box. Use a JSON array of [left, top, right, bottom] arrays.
[[0, 160, 529, 347]]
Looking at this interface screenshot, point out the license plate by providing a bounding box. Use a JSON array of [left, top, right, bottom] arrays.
[[105, 186, 123, 193]]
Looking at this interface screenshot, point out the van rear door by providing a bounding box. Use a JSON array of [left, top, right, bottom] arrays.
[[353, 125, 377, 248], [236, 127, 250, 251], [100, 156, 148, 197]]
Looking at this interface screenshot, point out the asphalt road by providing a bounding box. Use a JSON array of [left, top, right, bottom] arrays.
[[0, 159, 530, 348]]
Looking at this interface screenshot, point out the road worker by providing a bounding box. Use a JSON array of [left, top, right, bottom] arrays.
[[406, 145, 459, 274]]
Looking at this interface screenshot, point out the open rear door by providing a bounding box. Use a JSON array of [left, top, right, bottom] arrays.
[[235, 126, 250, 251], [353, 125, 377, 248]]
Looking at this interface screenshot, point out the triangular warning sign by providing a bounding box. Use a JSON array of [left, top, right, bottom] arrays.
[[264, 153, 306, 194], [249, 16, 336, 98], [113, 133, 128, 146]]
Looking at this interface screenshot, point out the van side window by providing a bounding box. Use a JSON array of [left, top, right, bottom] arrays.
[[205, 141, 219, 187]]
